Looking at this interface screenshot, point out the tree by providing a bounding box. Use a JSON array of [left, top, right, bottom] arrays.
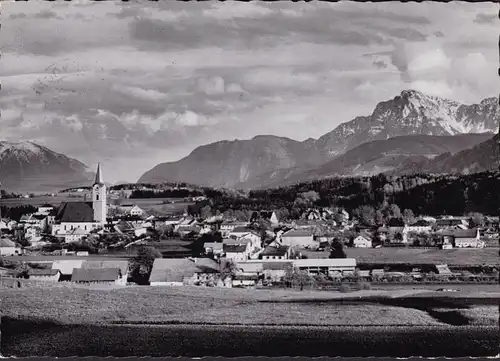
[[375, 210, 385, 225], [468, 212, 484, 228], [354, 205, 376, 226], [201, 205, 212, 220], [389, 204, 402, 219], [283, 267, 314, 291], [329, 238, 347, 258], [403, 209, 415, 225], [130, 246, 162, 285], [219, 258, 238, 280], [192, 232, 223, 257]]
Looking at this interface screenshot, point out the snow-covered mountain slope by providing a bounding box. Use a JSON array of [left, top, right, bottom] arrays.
[[0, 141, 93, 193]]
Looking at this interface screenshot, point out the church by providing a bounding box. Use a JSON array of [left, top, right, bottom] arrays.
[[51, 163, 108, 242]]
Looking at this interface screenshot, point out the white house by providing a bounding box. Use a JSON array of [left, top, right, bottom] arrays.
[[204, 242, 224, 256], [28, 269, 61, 282], [65, 227, 87, 243], [353, 234, 372, 248], [260, 244, 292, 260], [280, 229, 316, 248], [118, 204, 144, 217], [406, 220, 432, 233], [220, 221, 248, 237], [223, 243, 251, 261]]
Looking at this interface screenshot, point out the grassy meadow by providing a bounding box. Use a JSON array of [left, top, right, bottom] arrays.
[[303, 247, 500, 266], [1, 285, 498, 327]]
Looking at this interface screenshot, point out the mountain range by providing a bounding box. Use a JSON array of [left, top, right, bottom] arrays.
[[138, 90, 499, 189], [0, 141, 93, 193]]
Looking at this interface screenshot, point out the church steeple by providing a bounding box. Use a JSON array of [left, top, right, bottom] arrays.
[[94, 162, 104, 186]]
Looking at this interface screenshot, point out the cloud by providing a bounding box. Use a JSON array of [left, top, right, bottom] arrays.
[[113, 85, 168, 102], [474, 13, 497, 24]]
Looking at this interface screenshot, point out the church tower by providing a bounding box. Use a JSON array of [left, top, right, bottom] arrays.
[[92, 162, 107, 225]]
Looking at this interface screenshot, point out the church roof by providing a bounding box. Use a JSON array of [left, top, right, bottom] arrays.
[[94, 162, 104, 185], [55, 202, 94, 223]]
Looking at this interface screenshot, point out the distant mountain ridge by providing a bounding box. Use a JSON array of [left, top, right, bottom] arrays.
[[138, 90, 499, 189], [0, 141, 93, 193]]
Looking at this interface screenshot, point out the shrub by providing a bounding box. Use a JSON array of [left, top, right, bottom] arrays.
[[357, 281, 371, 290], [339, 284, 351, 293]]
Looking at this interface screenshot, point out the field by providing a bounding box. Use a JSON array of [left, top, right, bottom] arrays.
[[303, 247, 500, 266], [1, 285, 499, 326], [2, 285, 498, 357]]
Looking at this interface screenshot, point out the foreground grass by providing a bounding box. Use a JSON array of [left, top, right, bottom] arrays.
[[1, 285, 497, 326]]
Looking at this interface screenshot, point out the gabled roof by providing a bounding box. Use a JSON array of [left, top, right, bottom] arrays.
[[204, 242, 223, 250], [0, 238, 16, 247], [149, 258, 205, 283], [29, 269, 60, 276], [51, 260, 85, 275], [82, 260, 129, 276], [410, 220, 431, 227], [261, 245, 289, 257], [223, 244, 248, 253], [72, 268, 120, 282], [56, 202, 94, 223], [282, 229, 313, 237], [32, 214, 47, 221], [231, 226, 254, 233], [443, 228, 479, 239]]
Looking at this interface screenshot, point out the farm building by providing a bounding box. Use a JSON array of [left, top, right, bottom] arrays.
[[28, 268, 61, 282], [442, 228, 484, 248], [280, 229, 316, 248], [204, 242, 224, 257], [293, 258, 356, 276], [52, 260, 85, 281], [232, 274, 260, 287], [0, 238, 19, 256], [352, 234, 372, 248], [260, 244, 292, 260], [149, 258, 220, 286], [82, 260, 129, 285], [262, 261, 293, 281], [71, 268, 123, 284], [223, 244, 250, 261]]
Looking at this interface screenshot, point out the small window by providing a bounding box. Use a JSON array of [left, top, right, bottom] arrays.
[[96, 194, 99, 201]]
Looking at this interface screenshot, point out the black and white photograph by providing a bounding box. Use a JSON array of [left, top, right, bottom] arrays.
[[0, 0, 499, 357]]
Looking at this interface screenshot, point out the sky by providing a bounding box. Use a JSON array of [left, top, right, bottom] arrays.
[[1, 1, 498, 183]]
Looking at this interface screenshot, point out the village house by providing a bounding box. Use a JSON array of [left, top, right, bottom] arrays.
[[0, 219, 17, 231], [442, 228, 484, 248], [229, 226, 255, 238], [232, 274, 260, 288], [174, 217, 198, 232], [82, 260, 129, 285], [28, 268, 61, 282], [406, 219, 432, 233], [149, 258, 220, 286], [65, 227, 88, 243], [435, 218, 468, 229], [352, 233, 372, 248], [117, 204, 144, 217], [0, 238, 19, 256], [220, 221, 248, 237], [37, 204, 54, 215], [280, 229, 316, 248], [204, 242, 224, 257], [51, 260, 85, 281], [71, 268, 123, 285], [223, 243, 251, 261], [260, 244, 292, 260]]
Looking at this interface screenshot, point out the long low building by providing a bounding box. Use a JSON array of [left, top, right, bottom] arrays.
[[240, 258, 356, 276]]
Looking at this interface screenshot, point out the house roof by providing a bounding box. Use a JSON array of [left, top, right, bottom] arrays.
[[55, 202, 94, 223], [72, 268, 121, 282], [223, 244, 247, 253], [32, 214, 47, 221], [51, 260, 85, 275], [192, 257, 220, 273], [232, 226, 254, 233], [261, 245, 289, 257], [223, 238, 250, 245], [0, 238, 16, 247], [355, 233, 372, 241], [29, 269, 60, 276], [40, 204, 54, 208], [149, 258, 204, 283], [82, 260, 129, 275], [282, 229, 313, 237], [442, 228, 478, 238], [262, 261, 293, 270], [410, 220, 431, 227]]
